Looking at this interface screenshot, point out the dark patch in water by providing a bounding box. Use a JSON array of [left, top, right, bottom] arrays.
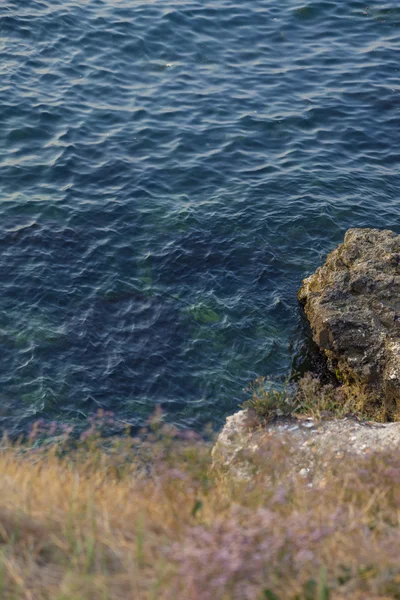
[[0, 0, 399, 434]]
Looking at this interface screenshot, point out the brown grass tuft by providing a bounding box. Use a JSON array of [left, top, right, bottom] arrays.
[[242, 372, 392, 424]]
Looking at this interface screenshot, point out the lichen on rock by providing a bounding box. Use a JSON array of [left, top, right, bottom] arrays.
[[298, 228, 400, 420]]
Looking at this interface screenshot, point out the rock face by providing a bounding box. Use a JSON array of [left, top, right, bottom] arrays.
[[298, 228, 400, 420], [212, 409, 400, 482]]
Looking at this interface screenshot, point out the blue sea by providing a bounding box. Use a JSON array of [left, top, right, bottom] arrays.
[[0, 0, 399, 435]]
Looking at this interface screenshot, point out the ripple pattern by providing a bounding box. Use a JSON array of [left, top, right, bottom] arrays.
[[0, 0, 399, 433]]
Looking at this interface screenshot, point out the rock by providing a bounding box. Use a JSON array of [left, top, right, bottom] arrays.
[[298, 228, 400, 420], [212, 409, 400, 482]]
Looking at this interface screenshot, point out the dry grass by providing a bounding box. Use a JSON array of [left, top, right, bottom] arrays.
[[242, 372, 389, 424], [0, 417, 400, 600]]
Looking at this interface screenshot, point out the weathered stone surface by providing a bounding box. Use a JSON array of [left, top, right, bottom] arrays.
[[212, 409, 400, 482], [298, 228, 400, 419]]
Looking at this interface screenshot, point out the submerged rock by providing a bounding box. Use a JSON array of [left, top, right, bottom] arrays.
[[298, 228, 400, 420]]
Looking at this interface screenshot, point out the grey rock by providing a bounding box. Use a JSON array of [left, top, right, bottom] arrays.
[[212, 409, 400, 482], [298, 228, 400, 419]]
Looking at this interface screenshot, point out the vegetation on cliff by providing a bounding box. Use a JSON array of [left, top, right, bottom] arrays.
[[1, 411, 400, 599], [242, 372, 384, 423]]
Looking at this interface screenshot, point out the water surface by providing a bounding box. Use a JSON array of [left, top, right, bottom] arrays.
[[0, 0, 399, 434]]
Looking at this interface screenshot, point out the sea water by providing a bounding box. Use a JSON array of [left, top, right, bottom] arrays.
[[0, 0, 399, 434]]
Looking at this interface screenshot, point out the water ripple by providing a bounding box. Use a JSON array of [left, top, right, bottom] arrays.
[[0, 0, 399, 434]]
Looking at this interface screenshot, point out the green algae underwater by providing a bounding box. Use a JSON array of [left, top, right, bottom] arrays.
[[0, 0, 399, 435]]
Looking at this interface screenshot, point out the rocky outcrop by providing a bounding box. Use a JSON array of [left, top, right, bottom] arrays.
[[212, 409, 400, 482], [298, 228, 400, 420]]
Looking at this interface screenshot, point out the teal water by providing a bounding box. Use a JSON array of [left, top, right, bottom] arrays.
[[0, 0, 399, 434]]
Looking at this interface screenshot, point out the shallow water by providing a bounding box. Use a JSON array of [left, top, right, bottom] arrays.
[[0, 0, 399, 434]]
